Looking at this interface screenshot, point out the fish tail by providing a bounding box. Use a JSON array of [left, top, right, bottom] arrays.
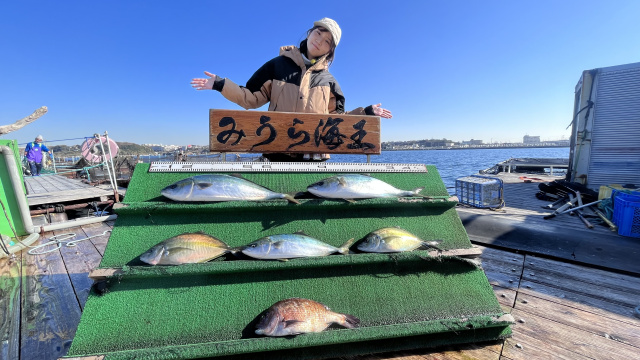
[[412, 187, 433, 199], [422, 240, 443, 251], [283, 193, 301, 204], [342, 313, 361, 329], [337, 238, 356, 254]]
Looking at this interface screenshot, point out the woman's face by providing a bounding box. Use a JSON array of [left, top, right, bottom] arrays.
[[306, 28, 333, 59]]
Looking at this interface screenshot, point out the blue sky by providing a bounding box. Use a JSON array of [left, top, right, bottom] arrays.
[[1, 1, 638, 147]]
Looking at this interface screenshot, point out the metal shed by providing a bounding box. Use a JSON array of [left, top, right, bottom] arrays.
[[568, 62, 640, 191]]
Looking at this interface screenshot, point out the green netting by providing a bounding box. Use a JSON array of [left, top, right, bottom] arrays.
[[66, 162, 510, 359]]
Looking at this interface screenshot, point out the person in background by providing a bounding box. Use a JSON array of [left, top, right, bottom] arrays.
[[24, 135, 51, 176], [191, 17, 392, 162]]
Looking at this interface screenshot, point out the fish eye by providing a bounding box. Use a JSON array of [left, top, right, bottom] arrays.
[[250, 244, 257, 248], [316, 181, 324, 186], [167, 184, 177, 190]]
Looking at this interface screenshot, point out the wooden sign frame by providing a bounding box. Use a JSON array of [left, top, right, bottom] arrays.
[[209, 109, 381, 154]]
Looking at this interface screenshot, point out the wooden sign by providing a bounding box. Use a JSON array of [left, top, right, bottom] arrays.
[[209, 109, 381, 154]]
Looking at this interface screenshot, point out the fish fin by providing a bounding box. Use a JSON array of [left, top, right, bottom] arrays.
[[229, 173, 244, 178], [337, 177, 348, 187], [200, 252, 229, 263], [360, 173, 371, 177], [272, 241, 286, 249], [293, 230, 308, 236], [196, 182, 213, 189], [344, 198, 356, 203], [338, 238, 356, 254], [342, 314, 361, 329], [283, 319, 302, 328], [278, 258, 289, 262], [283, 194, 301, 204]]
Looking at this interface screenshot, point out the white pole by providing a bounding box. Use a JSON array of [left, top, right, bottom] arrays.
[[103, 131, 119, 202], [95, 134, 116, 193], [51, 149, 57, 173]]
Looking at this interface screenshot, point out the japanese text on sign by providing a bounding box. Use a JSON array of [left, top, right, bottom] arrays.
[[209, 109, 380, 154]]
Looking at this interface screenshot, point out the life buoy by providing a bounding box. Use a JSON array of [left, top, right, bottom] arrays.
[[519, 176, 544, 183], [81, 137, 119, 162]]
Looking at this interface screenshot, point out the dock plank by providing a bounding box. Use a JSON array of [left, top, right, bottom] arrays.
[[0, 253, 22, 360], [518, 280, 640, 324], [20, 232, 82, 360], [508, 308, 640, 360], [56, 226, 105, 310], [522, 257, 640, 307], [479, 247, 524, 291], [82, 221, 115, 256], [502, 330, 592, 360], [513, 292, 640, 349], [492, 285, 517, 308]]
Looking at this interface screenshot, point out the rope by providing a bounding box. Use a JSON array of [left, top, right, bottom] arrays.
[[18, 136, 94, 145], [27, 230, 112, 255]]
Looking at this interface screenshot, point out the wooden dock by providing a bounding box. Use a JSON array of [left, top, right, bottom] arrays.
[[24, 174, 123, 206], [1, 173, 639, 360]]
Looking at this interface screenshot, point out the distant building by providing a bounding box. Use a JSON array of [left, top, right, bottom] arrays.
[[462, 139, 483, 145], [523, 135, 540, 143]]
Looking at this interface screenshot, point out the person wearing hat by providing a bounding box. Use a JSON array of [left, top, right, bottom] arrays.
[[24, 135, 52, 176], [191, 17, 392, 161]]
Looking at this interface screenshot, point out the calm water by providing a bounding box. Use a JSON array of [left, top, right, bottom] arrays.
[[330, 147, 570, 190]]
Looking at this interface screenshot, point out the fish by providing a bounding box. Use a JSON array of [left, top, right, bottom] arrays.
[[357, 227, 442, 253], [306, 174, 429, 201], [139, 232, 232, 265], [161, 174, 299, 203], [241, 232, 354, 260], [255, 298, 360, 336]]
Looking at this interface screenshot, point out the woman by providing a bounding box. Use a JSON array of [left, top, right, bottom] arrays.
[[191, 17, 392, 161]]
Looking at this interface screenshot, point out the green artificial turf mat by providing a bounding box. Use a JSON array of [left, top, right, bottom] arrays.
[[67, 255, 508, 359], [66, 162, 510, 359]]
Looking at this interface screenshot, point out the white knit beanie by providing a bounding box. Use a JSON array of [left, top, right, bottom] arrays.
[[313, 17, 341, 46], [36, 135, 43, 141]]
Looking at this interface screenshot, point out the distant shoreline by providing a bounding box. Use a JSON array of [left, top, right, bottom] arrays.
[[383, 145, 570, 151]]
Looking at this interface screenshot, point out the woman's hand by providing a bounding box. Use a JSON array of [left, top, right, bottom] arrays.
[[372, 103, 392, 118], [191, 71, 216, 90]]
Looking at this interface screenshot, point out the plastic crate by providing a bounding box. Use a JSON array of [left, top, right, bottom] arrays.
[[455, 175, 504, 209], [612, 192, 640, 238]]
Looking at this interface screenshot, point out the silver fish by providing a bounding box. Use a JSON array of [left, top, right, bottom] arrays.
[[140, 232, 232, 265], [357, 227, 442, 253], [242, 232, 354, 260], [161, 174, 299, 203], [255, 298, 360, 336], [307, 174, 429, 201]]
